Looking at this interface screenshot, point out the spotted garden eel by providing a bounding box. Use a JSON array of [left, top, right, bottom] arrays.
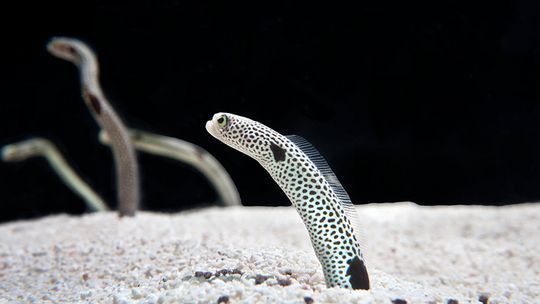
[[98, 129, 241, 206], [206, 113, 370, 290], [2, 138, 109, 212], [47, 37, 140, 217]]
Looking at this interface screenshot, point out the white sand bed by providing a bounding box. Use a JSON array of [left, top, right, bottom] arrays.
[[0, 202, 538, 303]]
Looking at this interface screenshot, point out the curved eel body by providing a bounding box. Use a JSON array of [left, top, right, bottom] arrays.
[[206, 112, 369, 290], [47, 37, 140, 217], [99, 129, 241, 207], [2, 138, 109, 212]]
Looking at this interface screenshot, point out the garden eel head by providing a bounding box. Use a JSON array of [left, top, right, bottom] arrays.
[[1, 138, 52, 162], [47, 37, 96, 68], [206, 113, 281, 166]]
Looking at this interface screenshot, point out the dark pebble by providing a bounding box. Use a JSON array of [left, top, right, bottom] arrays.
[[217, 295, 229, 303], [392, 299, 407, 304], [194, 271, 213, 279], [231, 268, 243, 275], [215, 268, 243, 276], [447, 300, 459, 304], [255, 274, 268, 284], [277, 278, 292, 286], [304, 296, 314, 304], [215, 269, 229, 276], [479, 294, 489, 304]]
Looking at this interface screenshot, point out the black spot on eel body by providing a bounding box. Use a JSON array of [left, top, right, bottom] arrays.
[[83, 88, 101, 115], [270, 142, 286, 162], [346, 256, 370, 290], [194, 146, 206, 160], [66, 46, 76, 54]]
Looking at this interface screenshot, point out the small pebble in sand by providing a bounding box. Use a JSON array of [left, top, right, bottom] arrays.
[[447, 299, 459, 304], [80, 290, 92, 300], [194, 271, 213, 279], [304, 296, 314, 304], [282, 269, 293, 275], [392, 299, 407, 304], [217, 295, 229, 303], [215, 268, 243, 276], [231, 269, 243, 275], [254, 274, 268, 285], [277, 278, 292, 286], [478, 294, 489, 304]]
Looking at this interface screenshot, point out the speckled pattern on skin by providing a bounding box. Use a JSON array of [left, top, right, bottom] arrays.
[[206, 113, 370, 289]]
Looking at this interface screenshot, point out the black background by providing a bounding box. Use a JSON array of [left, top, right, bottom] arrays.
[[2, 1, 540, 222]]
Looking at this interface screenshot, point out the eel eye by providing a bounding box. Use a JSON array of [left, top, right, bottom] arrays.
[[216, 115, 228, 128]]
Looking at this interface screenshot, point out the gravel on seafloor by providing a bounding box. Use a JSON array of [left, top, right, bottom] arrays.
[[0, 202, 538, 303]]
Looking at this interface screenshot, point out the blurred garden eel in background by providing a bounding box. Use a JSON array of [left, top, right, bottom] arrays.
[[99, 129, 241, 206], [206, 113, 370, 290], [47, 37, 140, 217], [1, 138, 109, 212]]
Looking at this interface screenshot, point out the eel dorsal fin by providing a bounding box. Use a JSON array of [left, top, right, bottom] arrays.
[[285, 135, 366, 260]]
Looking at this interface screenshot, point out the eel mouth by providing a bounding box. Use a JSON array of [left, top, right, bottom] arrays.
[[205, 119, 219, 139], [46, 37, 79, 63], [206, 112, 229, 139]]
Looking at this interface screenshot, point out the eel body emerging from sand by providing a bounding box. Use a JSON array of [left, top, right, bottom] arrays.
[[47, 37, 140, 217], [2, 138, 110, 212], [99, 129, 242, 207], [206, 112, 370, 290]]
